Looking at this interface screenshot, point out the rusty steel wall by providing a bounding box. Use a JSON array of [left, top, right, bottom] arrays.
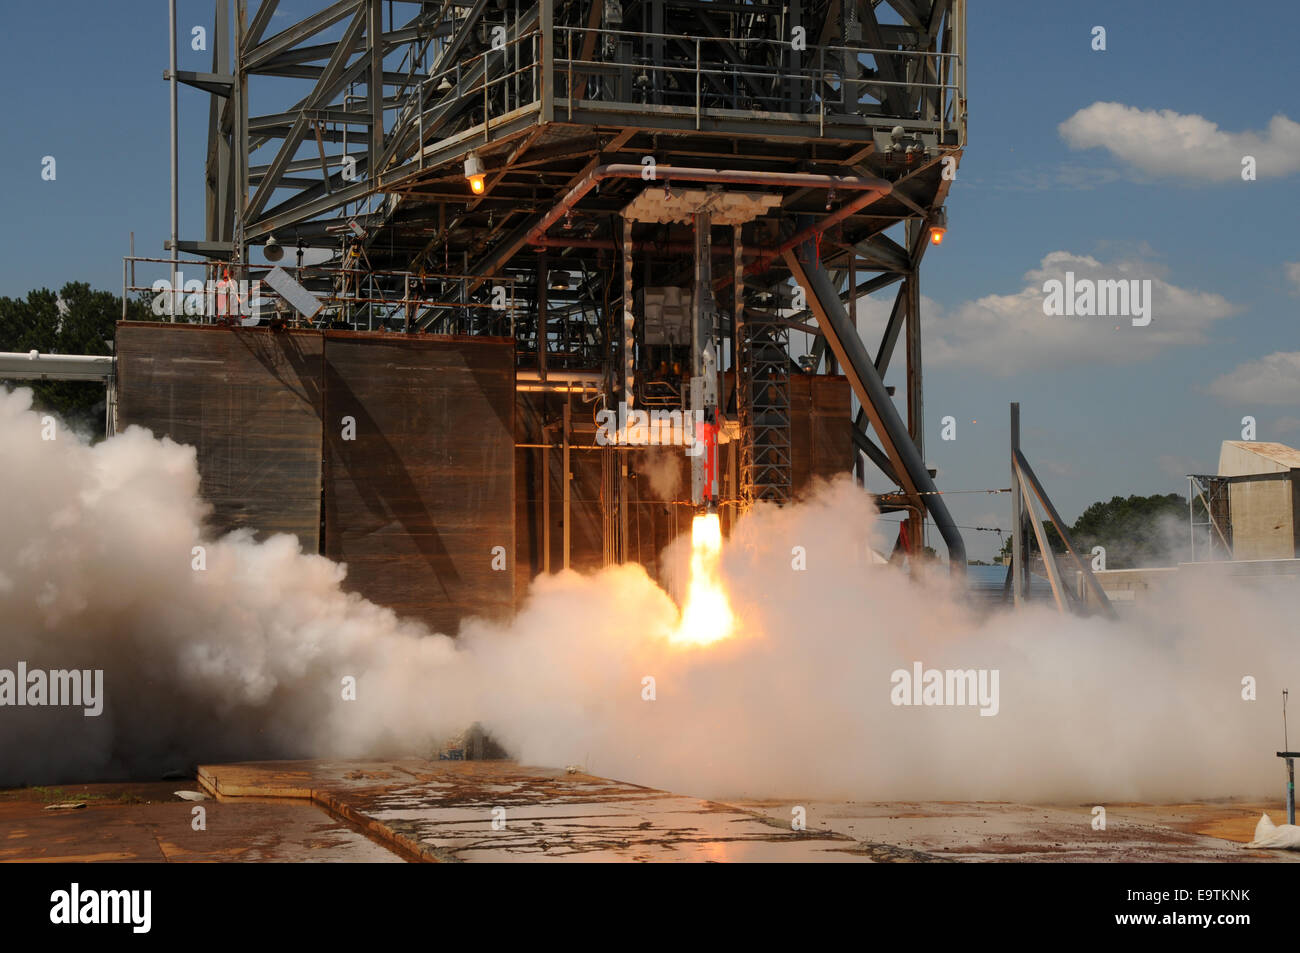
[[115, 323, 517, 635], [114, 322, 325, 550], [791, 374, 854, 496], [322, 333, 516, 633]]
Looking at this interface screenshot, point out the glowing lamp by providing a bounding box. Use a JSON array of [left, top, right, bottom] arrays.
[[928, 207, 948, 246], [464, 152, 486, 194]]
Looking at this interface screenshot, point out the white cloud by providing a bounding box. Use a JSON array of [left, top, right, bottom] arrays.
[[1286, 262, 1300, 295], [853, 251, 1236, 376], [1208, 352, 1300, 405], [1059, 102, 1300, 181]]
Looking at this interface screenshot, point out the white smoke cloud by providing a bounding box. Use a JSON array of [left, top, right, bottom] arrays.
[[1, 386, 1296, 803], [1059, 102, 1300, 181]]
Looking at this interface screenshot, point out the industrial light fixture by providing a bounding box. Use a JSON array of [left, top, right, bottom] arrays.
[[825, 186, 836, 210], [928, 207, 948, 246], [263, 234, 284, 262], [435, 75, 453, 93], [550, 272, 570, 291], [464, 152, 486, 194]]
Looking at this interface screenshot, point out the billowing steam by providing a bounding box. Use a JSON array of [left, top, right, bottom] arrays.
[[1, 385, 1295, 803]]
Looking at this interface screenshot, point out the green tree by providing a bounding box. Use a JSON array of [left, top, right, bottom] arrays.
[[0, 282, 152, 433], [1070, 493, 1186, 568], [999, 493, 1186, 569]]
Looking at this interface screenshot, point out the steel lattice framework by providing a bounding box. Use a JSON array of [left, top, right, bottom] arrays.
[[183, 0, 969, 566]]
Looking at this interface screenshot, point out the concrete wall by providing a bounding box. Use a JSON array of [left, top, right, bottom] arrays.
[[1095, 558, 1300, 608], [1228, 474, 1296, 560]]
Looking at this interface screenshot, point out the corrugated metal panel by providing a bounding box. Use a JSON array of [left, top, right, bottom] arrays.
[[322, 333, 515, 633], [809, 375, 853, 488], [114, 322, 324, 550]]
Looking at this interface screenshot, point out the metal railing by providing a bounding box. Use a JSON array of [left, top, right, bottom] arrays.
[[412, 31, 543, 151], [553, 26, 963, 140], [122, 255, 518, 337]]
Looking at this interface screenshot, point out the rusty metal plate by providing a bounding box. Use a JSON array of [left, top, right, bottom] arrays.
[[114, 322, 324, 550], [322, 333, 516, 633]]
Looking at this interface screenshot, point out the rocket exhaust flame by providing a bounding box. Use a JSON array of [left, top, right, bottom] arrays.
[[672, 512, 735, 646]]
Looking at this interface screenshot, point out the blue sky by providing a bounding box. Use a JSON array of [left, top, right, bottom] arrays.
[[1, 1, 1297, 560]]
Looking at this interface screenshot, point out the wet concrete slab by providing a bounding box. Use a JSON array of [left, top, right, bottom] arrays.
[[20, 767, 1294, 863], [198, 760, 868, 862], [0, 781, 404, 862], [730, 799, 1300, 862]]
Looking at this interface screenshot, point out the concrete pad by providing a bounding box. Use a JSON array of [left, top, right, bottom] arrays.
[[729, 799, 1300, 862], [198, 760, 870, 862], [0, 781, 403, 862]]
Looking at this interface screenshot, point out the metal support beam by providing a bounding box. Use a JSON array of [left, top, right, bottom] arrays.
[[784, 236, 965, 573], [1018, 467, 1066, 613], [1011, 401, 1025, 606], [563, 397, 571, 571], [1015, 448, 1116, 618]]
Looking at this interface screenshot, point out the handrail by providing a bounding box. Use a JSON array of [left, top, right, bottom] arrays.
[[121, 255, 519, 334]]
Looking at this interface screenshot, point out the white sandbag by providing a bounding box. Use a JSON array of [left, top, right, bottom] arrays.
[[1245, 812, 1300, 849]]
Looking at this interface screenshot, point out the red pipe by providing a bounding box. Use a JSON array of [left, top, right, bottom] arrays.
[[737, 189, 887, 282]]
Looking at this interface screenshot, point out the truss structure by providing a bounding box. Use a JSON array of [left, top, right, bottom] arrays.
[[182, 0, 970, 566]]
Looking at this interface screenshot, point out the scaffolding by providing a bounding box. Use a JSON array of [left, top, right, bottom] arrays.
[[1187, 473, 1233, 561], [174, 0, 970, 567]]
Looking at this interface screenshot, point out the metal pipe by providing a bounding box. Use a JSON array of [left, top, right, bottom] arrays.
[[169, 0, 179, 323], [516, 368, 601, 383], [1011, 402, 1024, 606], [737, 189, 888, 283], [1287, 755, 1295, 825], [784, 242, 966, 575], [516, 383, 599, 393], [0, 351, 116, 382], [563, 398, 570, 571], [542, 434, 551, 574], [525, 164, 891, 250], [537, 250, 548, 382], [531, 237, 740, 255]]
